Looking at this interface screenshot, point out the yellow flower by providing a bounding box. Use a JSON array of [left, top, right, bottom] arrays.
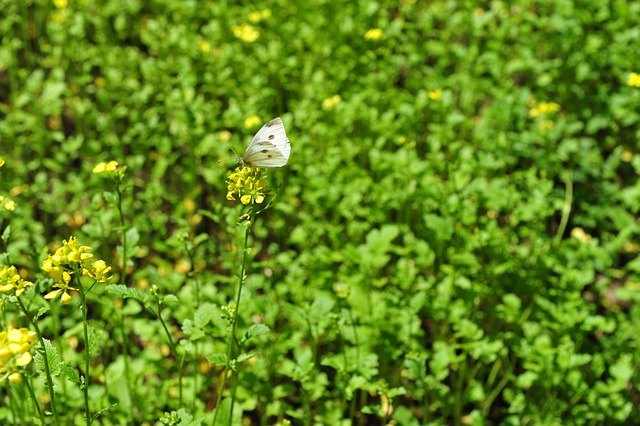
[[0, 157, 4, 167], [628, 72, 640, 87], [53, 0, 68, 8], [0, 195, 16, 212], [248, 9, 272, 23], [226, 166, 269, 205], [571, 227, 592, 244], [232, 24, 260, 43], [621, 150, 634, 162], [93, 161, 119, 173], [0, 326, 36, 382], [197, 38, 212, 53], [529, 101, 561, 118], [244, 115, 262, 129], [94, 76, 106, 88], [322, 95, 342, 110], [84, 259, 112, 283], [8, 372, 22, 384], [428, 89, 442, 101], [0, 265, 34, 297], [42, 237, 112, 303], [218, 130, 232, 141], [60, 291, 74, 304], [364, 28, 384, 40]]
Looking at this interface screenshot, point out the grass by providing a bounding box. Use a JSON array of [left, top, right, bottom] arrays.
[[1, 0, 640, 425]]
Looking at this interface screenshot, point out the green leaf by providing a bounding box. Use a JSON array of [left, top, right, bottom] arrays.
[[207, 353, 227, 366], [60, 363, 82, 385], [34, 338, 61, 377]]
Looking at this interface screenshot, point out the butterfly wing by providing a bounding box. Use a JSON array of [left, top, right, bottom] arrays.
[[242, 117, 290, 168]]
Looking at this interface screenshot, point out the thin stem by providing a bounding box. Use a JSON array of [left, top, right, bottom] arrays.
[[554, 169, 573, 245], [24, 374, 46, 425], [16, 297, 60, 425], [114, 179, 135, 410], [213, 208, 253, 426], [76, 275, 91, 426], [156, 298, 177, 354], [115, 180, 127, 286]]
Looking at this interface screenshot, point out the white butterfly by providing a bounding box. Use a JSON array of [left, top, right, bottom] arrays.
[[241, 117, 291, 168]]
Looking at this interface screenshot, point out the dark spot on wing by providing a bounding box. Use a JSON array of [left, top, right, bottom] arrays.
[[267, 154, 273, 158], [261, 149, 268, 153], [268, 134, 275, 140]]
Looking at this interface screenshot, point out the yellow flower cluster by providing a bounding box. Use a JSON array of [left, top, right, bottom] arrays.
[[0, 195, 15, 212], [244, 115, 262, 129], [197, 38, 212, 53], [0, 327, 37, 384], [428, 89, 442, 101], [0, 265, 33, 297], [529, 101, 561, 118], [226, 166, 269, 205], [628, 72, 640, 87], [322, 95, 342, 110], [364, 28, 384, 40], [248, 9, 271, 23], [42, 237, 112, 304], [232, 24, 260, 43], [92, 161, 119, 174]]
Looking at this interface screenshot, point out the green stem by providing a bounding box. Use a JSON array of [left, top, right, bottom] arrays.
[[213, 207, 253, 426], [554, 169, 573, 245], [76, 276, 91, 426], [156, 298, 177, 354], [16, 298, 60, 425], [186, 243, 201, 410], [114, 179, 135, 410], [24, 374, 46, 425], [115, 180, 127, 286]]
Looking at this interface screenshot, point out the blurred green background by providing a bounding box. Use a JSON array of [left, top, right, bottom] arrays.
[[1, 0, 640, 424]]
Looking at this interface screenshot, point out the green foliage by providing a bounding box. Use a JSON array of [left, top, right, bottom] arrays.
[[1, 0, 640, 425]]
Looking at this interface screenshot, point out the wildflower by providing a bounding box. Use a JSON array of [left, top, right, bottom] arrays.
[[322, 95, 342, 110], [248, 9, 272, 23], [218, 130, 232, 141], [0, 195, 16, 212], [42, 237, 112, 304], [529, 101, 561, 118], [364, 28, 384, 40], [53, 0, 68, 8], [94, 76, 106, 88], [0, 326, 37, 382], [243, 115, 262, 129], [428, 89, 442, 101], [197, 38, 212, 53], [0, 157, 4, 167], [628, 72, 640, 87], [232, 24, 260, 43], [83, 259, 112, 283], [571, 227, 592, 244], [0, 265, 33, 297], [226, 166, 269, 205], [92, 161, 119, 174], [621, 150, 634, 162]]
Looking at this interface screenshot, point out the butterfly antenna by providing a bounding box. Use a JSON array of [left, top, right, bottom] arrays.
[[217, 146, 242, 166]]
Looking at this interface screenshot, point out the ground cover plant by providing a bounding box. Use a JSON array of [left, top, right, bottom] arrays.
[[1, 0, 640, 425]]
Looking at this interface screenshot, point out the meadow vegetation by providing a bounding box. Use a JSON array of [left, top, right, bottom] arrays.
[[1, 0, 640, 425]]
